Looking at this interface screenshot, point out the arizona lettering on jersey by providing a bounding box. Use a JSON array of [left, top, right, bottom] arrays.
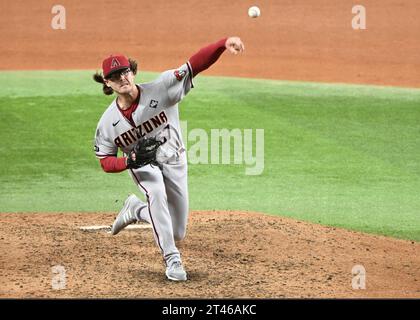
[[94, 62, 193, 158], [114, 111, 168, 148]]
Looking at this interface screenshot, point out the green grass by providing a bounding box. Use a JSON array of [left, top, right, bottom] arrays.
[[1, 70, 420, 241]]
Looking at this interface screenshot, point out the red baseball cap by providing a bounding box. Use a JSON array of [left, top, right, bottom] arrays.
[[102, 54, 130, 78]]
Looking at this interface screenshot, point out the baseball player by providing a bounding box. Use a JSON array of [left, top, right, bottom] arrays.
[[93, 37, 245, 281]]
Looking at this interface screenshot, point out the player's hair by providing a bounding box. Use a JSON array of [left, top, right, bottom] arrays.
[[93, 58, 138, 95]]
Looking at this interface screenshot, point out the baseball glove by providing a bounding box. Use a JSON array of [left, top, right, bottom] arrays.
[[126, 136, 165, 169]]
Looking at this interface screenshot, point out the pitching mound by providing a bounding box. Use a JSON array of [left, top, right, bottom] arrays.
[[0, 211, 418, 298]]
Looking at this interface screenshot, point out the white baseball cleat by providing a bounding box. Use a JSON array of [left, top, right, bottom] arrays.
[[165, 261, 187, 281], [111, 194, 139, 235]]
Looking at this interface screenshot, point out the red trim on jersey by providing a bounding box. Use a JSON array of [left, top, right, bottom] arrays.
[[188, 38, 227, 77], [99, 156, 127, 173], [96, 152, 118, 158], [116, 85, 141, 127], [186, 62, 194, 88]]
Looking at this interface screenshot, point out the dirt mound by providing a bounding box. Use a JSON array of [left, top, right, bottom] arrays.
[[0, 211, 418, 298]]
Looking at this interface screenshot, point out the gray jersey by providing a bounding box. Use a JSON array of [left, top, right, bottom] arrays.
[[95, 62, 194, 271], [94, 62, 193, 161]]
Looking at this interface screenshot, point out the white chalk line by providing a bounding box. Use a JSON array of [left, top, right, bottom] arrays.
[[79, 224, 152, 232]]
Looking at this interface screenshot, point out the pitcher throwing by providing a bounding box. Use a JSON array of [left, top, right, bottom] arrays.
[[93, 37, 245, 281]]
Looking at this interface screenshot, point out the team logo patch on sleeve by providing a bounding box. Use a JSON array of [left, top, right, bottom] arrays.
[[174, 69, 186, 81]]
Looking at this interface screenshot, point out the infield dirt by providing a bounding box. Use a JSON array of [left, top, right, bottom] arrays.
[[1, 0, 419, 87], [0, 211, 419, 298]]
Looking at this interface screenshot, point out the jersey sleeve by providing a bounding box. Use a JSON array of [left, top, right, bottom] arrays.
[[93, 126, 118, 159], [160, 62, 194, 106]]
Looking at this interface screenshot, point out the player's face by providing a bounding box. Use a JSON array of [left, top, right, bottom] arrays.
[[105, 68, 135, 94]]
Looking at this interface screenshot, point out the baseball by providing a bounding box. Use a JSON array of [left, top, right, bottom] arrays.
[[248, 6, 261, 18]]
